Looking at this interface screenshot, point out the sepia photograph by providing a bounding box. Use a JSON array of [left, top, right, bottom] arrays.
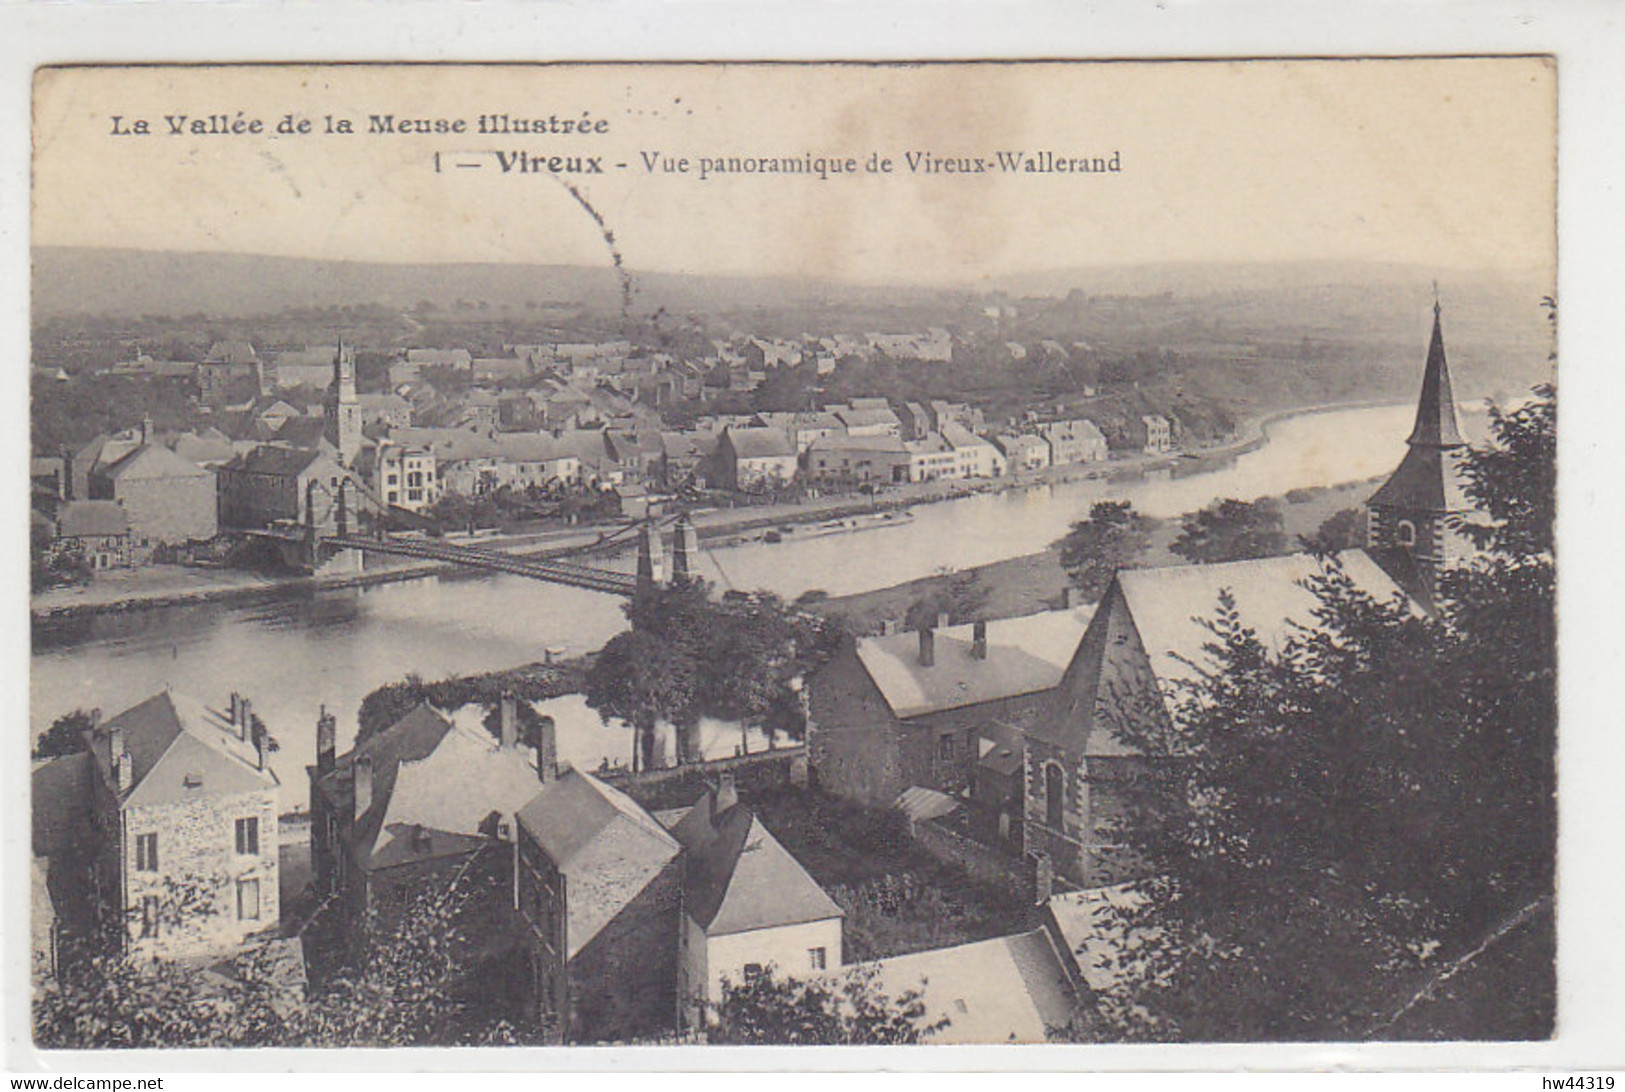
[[24, 58, 1560, 1053]]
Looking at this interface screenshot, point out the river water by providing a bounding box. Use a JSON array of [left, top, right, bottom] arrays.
[[31, 402, 1472, 797]]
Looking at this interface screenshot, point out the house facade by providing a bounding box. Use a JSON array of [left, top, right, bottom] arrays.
[[668, 780, 844, 1029], [86, 691, 280, 961], [716, 427, 798, 492], [809, 610, 1089, 807], [217, 445, 349, 530], [513, 767, 682, 1043]]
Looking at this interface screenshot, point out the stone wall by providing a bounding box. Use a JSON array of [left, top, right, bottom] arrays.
[[116, 474, 218, 545], [911, 811, 1043, 904], [568, 857, 682, 1043], [122, 788, 280, 962]]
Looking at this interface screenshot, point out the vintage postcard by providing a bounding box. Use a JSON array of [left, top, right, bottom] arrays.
[[26, 60, 1559, 1055]]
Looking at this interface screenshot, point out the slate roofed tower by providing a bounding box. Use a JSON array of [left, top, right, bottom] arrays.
[[326, 340, 363, 468], [1366, 300, 1476, 602]]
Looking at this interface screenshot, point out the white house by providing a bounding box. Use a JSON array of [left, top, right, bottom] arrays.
[[667, 779, 844, 1028]]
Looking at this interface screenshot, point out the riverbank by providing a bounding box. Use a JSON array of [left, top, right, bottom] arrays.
[[811, 476, 1382, 634], [30, 397, 1407, 625]]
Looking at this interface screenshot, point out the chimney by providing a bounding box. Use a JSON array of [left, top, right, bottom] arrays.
[[116, 750, 133, 795], [317, 705, 336, 775], [353, 755, 374, 820], [972, 619, 988, 661], [714, 771, 738, 814], [229, 692, 241, 731], [918, 624, 936, 668], [140, 415, 153, 446], [537, 715, 558, 784], [499, 692, 518, 750], [239, 697, 254, 742]]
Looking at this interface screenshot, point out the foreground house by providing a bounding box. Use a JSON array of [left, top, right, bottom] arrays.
[[809, 609, 1090, 806], [309, 701, 544, 925], [514, 766, 683, 1043], [669, 779, 845, 1029], [86, 691, 280, 961], [1024, 552, 1410, 886]]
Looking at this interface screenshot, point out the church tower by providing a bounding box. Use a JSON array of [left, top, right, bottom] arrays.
[[1366, 301, 1474, 601], [326, 341, 363, 468]]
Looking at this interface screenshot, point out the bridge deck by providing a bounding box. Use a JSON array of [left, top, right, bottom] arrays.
[[322, 534, 639, 596]]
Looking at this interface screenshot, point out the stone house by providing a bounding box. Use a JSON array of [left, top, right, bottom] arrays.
[[52, 500, 134, 570], [1140, 414, 1174, 455], [76, 425, 219, 547], [669, 779, 845, 1030], [1039, 418, 1109, 465], [809, 609, 1090, 808], [496, 432, 581, 491], [513, 766, 683, 1043], [85, 691, 280, 961], [216, 445, 350, 530], [942, 422, 1004, 478], [804, 433, 911, 485], [1024, 552, 1409, 887], [994, 433, 1052, 474], [715, 426, 798, 493]]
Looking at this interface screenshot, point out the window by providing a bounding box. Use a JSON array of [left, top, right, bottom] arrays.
[[236, 877, 261, 921], [135, 832, 158, 872], [141, 895, 159, 938], [938, 734, 955, 762], [1397, 519, 1417, 547], [235, 816, 260, 856], [1045, 764, 1065, 830], [808, 947, 827, 970]]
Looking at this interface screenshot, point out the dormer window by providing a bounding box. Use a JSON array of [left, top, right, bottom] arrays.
[[183, 772, 203, 789]]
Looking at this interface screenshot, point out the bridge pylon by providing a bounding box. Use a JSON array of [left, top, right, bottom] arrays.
[[636, 521, 666, 592], [671, 514, 700, 583]]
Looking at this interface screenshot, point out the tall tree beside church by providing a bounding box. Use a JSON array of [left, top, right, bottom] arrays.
[[1169, 497, 1287, 565], [1095, 384, 1556, 1042], [1057, 500, 1152, 602]]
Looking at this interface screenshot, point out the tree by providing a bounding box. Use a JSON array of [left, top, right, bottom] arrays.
[[1170, 497, 1287, 565], [707, 965, 947, 1045], [1057, 500, 1151, 602], [903, 570, 989, 632], [33, 709, 93, 760], [1300, 507, 1366, 555], [1090, 384, 1558, 1042]]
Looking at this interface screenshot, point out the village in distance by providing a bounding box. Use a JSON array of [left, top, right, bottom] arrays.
[[28, 249, 1557, 1048]]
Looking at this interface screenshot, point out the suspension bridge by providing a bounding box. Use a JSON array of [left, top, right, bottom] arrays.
[[245, 475, 704, 596]]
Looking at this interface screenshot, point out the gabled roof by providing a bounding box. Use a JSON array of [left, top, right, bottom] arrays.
[[851, 929, 1078, 1043], [1035, 551, 1410, 755], [312, 702, 457, 871], [89, 691, 277, 808], [856, 610, 1090, 720], [496, 432, 570, 463], [205, 340, 258, 365], [390, 427, 501, 462], [226, 444, 329, 477], [57, 500, 129, 538], [371, 717, 543, 869], [517, 769, 681, 959], [101, 443, 212, 482], [668, 791, 842, 937], [723, 426, 796, 460]]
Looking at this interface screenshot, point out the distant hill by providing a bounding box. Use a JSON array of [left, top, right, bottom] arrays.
[[30, 247, 940, 319]]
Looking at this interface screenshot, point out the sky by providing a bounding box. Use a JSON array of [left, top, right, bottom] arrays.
[[31, 60, 1556, 285]]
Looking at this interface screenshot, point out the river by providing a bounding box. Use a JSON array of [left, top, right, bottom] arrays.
[[30, 401, 1478, 797]]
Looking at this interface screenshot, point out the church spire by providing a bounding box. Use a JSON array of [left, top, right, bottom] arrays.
[[1405, 299, 1466, 449]]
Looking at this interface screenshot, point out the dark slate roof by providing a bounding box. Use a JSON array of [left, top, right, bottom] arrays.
[[89, 691, 277, 808], [1367, 444, 1474, 513], [56, 500, 129, 538], [668, 790, 843, 937], [227, 444, 327, 477], [1406, 304, 1467, 449], [516, 769, 680, 959], [31, 752, 94, 860]]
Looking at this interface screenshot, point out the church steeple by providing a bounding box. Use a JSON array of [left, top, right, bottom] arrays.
[[1405, 300, 1466, 449], [1365, 299, 1477, 603]]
